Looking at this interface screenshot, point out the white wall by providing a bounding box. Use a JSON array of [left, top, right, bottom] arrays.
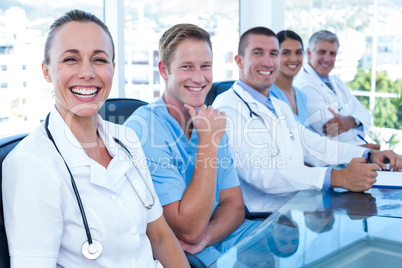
[[239, 0, 284, 35]]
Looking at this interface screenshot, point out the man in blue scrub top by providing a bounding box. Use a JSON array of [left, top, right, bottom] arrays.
[[125, 24, 259, 266]]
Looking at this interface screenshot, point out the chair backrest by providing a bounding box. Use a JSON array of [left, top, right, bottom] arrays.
[[99, 98, 148, 125], [0, 133, 28, 268], [204, 80, 235, 106]]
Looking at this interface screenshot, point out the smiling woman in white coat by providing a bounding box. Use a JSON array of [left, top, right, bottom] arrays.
[[2, 9, 188, 268]]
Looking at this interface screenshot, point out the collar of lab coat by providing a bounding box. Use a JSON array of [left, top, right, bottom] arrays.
[[303, 63, 322, 80], [233, 81, 286, 120], [303, 64, 336, 90], [47, 108, 129, 191], [48, 107, 91, 168]]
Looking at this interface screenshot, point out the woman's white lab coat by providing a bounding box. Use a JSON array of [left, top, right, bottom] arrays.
[[2, 108, 163, 268]]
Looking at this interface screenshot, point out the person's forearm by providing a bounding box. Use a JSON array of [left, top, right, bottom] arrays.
[[148, 217, 190, 268], [153, 233, 189, 268], [171, 145, 219, 242], [202, 187, 245, 247]]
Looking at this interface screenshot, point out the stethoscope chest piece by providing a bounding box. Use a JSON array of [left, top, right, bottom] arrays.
[[82, 240, 103, 260]]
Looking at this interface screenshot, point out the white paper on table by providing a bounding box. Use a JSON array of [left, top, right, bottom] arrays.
[[373, 171, 402, 188]]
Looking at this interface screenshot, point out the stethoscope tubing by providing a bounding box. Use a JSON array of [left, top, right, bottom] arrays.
[[113, 137, 155, 210], [45, 113, 94, 245], [232, 86, 294, 142], [232, 87, 264, 121], [44, 112, 155, 260]]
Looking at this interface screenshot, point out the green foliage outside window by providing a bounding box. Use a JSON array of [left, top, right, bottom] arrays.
[[347, 68, 402, 130]]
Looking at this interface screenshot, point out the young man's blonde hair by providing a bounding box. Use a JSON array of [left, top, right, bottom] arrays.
[[159, 23, 212, 72]]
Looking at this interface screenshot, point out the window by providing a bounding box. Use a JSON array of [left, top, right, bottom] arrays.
[[0, 1, 103, 138], [131, 51, 149, 65], [284, 0, 402, 151], [284, 0, 402, 83], [123, 0, 239, 102]]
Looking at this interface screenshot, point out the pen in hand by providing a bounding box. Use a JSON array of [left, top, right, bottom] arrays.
[[357, 134, 381, 151], [357, 134, 368, 144]]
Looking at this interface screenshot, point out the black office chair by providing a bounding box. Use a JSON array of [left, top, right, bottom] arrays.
[[245, 206, 272, 221], [205, 80, 235, 106], [0, 133, 28, 268], [99, 98, 148, 125]]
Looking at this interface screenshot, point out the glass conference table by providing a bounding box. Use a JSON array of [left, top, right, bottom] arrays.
[[210, 187, 402, 268]]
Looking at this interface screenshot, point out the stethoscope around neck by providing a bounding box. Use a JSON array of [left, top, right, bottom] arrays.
[[232, 87, 294, 140], [44, 113, 155, 260]]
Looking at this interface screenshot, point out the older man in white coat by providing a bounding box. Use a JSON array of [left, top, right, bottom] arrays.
[[294, 30, 375, 147], [213, 27, 402, 212]]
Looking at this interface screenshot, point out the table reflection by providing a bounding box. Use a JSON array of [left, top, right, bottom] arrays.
[[211, 188, 402, 268], [233, 213, 299, 267], [267, 214, 299, 258], [324, 189, 378, 219]]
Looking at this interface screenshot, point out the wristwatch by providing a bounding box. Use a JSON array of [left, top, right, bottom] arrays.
[[366, 151, 371, 163], [353, 117, 361, 127]]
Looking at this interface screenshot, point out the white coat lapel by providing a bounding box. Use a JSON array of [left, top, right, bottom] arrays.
[[233, 83, 280, 151]]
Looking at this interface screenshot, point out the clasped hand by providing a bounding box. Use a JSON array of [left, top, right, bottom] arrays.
[[184, 104, 226, 147]]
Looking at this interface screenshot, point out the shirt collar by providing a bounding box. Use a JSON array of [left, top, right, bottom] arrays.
[[153, 97, 177, 125], [151, 97, 200, 148], [237, 79, 271, 106], [308, 63, 331, 83], [48, 107, 119, 167]]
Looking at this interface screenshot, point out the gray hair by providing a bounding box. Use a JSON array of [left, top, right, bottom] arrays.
[[308, 30, 339, 51]]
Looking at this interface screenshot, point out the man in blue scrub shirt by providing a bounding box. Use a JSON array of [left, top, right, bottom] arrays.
[[125, 24, 259, 266]]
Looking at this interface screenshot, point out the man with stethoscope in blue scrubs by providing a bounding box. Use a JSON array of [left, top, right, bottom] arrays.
[[2, 10, 188, 268], [214, 26, 402, 213], [294, 30, 376, 147]]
